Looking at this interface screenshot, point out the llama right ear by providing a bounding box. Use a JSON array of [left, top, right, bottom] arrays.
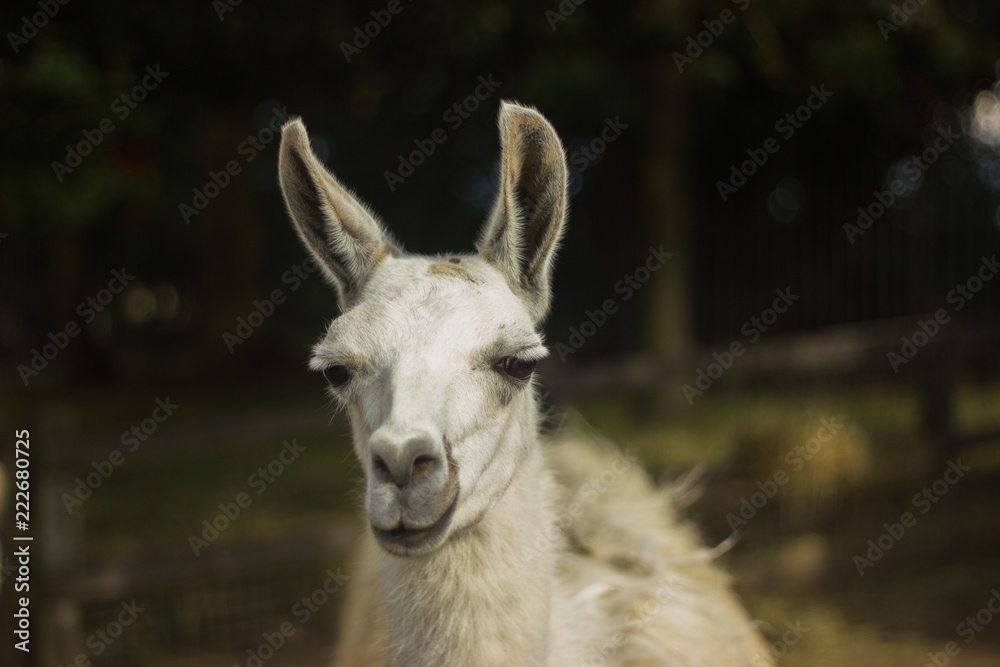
[[477, 101, 568, 324], [278, 118, 400, 308]]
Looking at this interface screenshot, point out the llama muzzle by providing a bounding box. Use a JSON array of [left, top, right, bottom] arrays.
[[365, 427, 459, 556]]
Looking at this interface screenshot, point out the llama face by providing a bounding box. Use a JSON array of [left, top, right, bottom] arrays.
[[309, 255, 548, 556], [278, 101, 567, 558]]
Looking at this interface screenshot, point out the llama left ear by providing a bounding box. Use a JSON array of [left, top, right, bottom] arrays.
[[477, 101, 568, 324]]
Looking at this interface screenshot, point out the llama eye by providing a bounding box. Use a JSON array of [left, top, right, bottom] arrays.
[[496, 356, 537, 381], [322, 364, 352, 388]]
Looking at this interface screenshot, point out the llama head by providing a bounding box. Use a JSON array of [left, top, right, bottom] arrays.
[[278, 101, 567, 557]]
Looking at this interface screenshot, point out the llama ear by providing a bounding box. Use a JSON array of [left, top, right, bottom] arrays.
[[477, 101, 568, 324], [278, 118, 400, 308]]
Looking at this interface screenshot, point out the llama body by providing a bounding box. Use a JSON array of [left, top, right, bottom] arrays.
[[278, 102, 770, 666]]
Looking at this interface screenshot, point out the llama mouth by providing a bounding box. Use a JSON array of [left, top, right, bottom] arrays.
[[371, 492, 459, 557]]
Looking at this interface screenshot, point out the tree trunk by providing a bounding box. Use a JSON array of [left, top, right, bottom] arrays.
[[642, 0, 696, 411]]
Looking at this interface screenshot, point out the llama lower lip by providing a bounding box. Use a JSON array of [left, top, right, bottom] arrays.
[[371, 493, 458, 557], [381, 525, 432, 543]]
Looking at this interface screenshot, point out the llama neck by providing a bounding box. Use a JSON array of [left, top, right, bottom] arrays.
[[377, 438, 556, 667]]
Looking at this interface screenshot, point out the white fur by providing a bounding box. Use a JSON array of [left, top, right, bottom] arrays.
[[277, 102, 771, 666]]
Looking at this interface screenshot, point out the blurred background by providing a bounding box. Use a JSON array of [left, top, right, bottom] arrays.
[[1, 0, 999, 664]]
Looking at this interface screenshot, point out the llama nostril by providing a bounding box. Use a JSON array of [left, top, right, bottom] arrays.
[[410, 454, 439, 484], [372, 455, 392, 480]]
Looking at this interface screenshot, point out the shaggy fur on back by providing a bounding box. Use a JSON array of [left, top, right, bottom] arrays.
[[546, 423, 770, 665]]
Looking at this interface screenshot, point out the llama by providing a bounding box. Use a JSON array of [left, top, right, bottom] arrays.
[[277, 101, 772, 666]]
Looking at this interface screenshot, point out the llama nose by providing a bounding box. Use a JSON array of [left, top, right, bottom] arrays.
[[370, 431, 443, 488]]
